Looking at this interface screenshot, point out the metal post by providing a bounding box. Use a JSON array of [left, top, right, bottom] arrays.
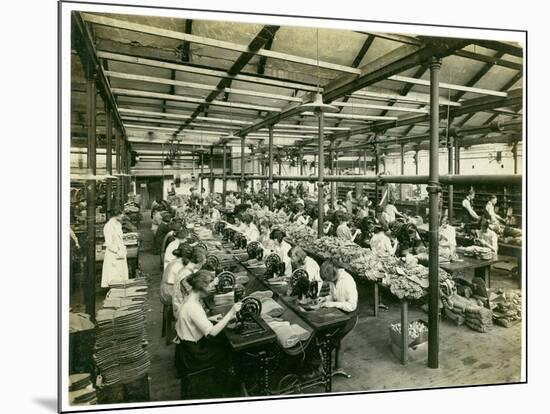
[[105, 106, 113, 215], [299, 147, 304, 176], [126, 146, 131, 200], [200, 151, 204, 194], [115, 126, 121, 209], [85, 74, 97, 320], [278, 156, 282, 195], [454, 138, 460, 175], [329, 143, 335, 207], [400, 143, 405, 201], [222, 143, 227, 204], [448, 136, 454, 223], [374, 145, 379, 205], [512, 142, 518, 174], [241, 136, 246, 200], [209, 146, 214, 194], [428, 57, 442, 369], [317, 110, 325, 237], [268, 126, 274, 210]]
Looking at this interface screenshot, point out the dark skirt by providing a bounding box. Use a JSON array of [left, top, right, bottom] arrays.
[[176, 336, 230, 373]]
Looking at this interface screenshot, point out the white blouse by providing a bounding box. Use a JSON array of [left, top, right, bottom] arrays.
[[176, 296, 213, 342]]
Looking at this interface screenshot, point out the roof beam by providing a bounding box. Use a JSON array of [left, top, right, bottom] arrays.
[[387, 74, 507, 97], [323, 38, 471, 102], [471, 40, 523, 58], [111, 87, 283, 112], [331, 88, 523, 141], [81, 13, 360, 74], [105, 71, 301, 102], [458, 70, 523, 128], [175, 24, 280, 134], [454, 49, 523, 71], [97, 51, 318, 92]]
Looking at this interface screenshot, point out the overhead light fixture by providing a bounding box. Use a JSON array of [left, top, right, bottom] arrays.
[[299, 92, 338, 114]]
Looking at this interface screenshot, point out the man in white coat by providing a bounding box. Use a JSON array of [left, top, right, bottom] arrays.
[[101, 208, 129, 288]]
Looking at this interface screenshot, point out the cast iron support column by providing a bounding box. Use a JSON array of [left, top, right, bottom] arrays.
[[278, 156, 282, 195], [105, 106, 113, 216], [115, 126, 121, 209], [374, 145, 379, 205], [126, 146, 131, 200], [317, 110, 325, 237], [209, 146, 214, 194], [241, 136, 246, 200], [447, 136, 454, 223], [200, 151, 204, 193], [512, 142, 518, 174], [454, 138, 460, 175], [329, 143, 335, 207], [428, 57, 442, 369], [400, 143, 405, 201], [85, 73, 97, 320], [222, 143, 227, 205], [268, 126, 274, 210]]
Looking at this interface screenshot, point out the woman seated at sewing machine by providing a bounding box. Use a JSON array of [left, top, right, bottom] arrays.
[[289, 246, 323, 296], [175, 270, 242, 380], [268, 229, 292, 277], [241, 213, 260, 242], [222, 214, 247, 235], [173, 244, 207, 318], [258, 220, 273, 250]]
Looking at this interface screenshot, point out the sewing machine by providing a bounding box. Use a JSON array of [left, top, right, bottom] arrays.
[[231, 296, 265, 336], [247, 241, 264, 261], [264, 253, 286, 279], [289, 269, 319, 306]]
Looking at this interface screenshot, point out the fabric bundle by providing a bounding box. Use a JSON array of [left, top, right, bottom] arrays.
[[68, 373, 97, 406], [93, 278, 150, 388], [492, 290, 521, 327], [69, 312, 95, 333], [260, 297, 284, 318], [464, 307, 493, 333]]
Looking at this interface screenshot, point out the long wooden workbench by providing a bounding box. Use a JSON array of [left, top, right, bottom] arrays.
[[201, 230, 351, 395]]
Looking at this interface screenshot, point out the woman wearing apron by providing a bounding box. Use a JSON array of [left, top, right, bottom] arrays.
[[101, 209, 129, 288]]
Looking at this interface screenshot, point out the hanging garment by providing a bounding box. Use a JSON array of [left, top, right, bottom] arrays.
[[101, 218, 129, 288]]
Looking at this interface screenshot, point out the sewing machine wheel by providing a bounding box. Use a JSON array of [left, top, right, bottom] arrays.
[[238, 296, 262, 322], [290, 269, 310, 297], [247, 241, 261, 259], [265, 253, 281, 269], [205, 254, 220, 272], [217, 271, 236, 293]]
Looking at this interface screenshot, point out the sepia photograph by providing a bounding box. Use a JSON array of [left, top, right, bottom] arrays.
[[59, 1, 525, 411]]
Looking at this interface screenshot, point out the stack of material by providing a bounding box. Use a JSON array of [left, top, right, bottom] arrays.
[[493, 290, 522, 327], [94, 278, 150, 388], [441, 293, 492, 332], [465, 306, 493, 333], [69, 312, 94, 333], [69, 373, 97, 406]]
